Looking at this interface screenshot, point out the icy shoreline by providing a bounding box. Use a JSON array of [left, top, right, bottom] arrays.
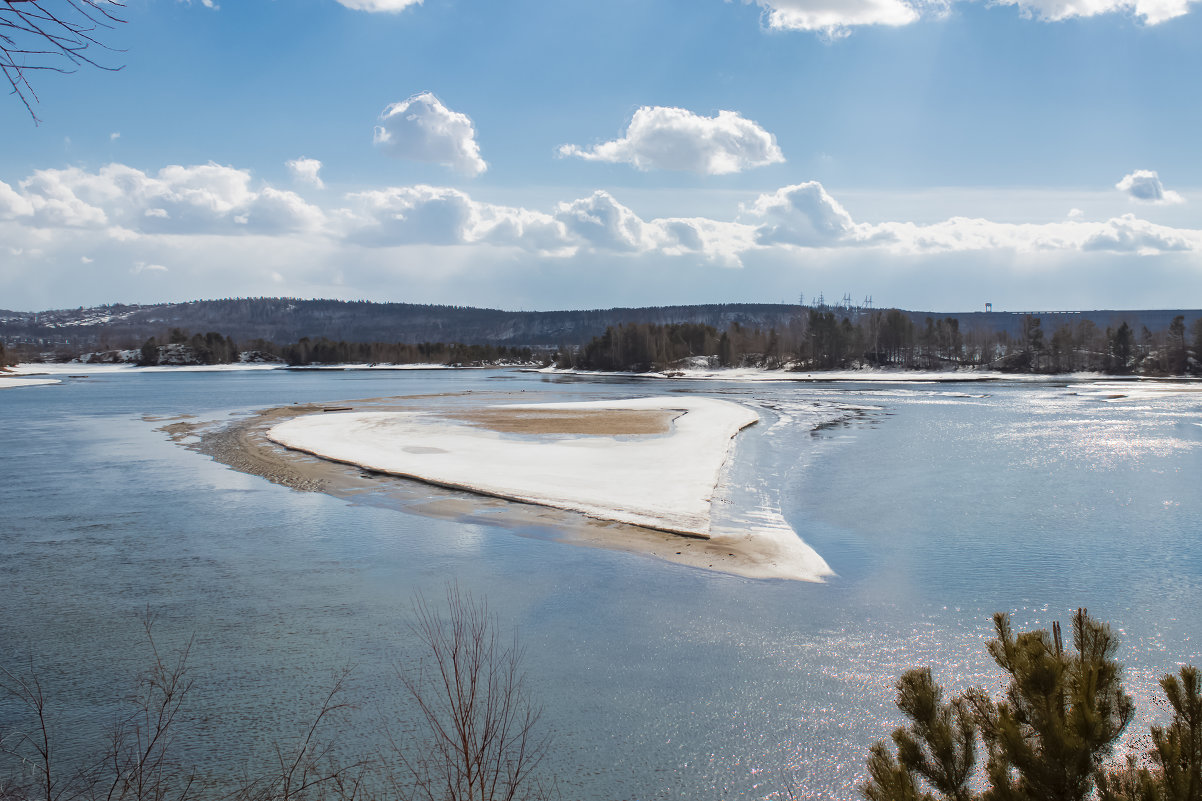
[[536, 365, 1141, 383], [0, 376, 62, 388]]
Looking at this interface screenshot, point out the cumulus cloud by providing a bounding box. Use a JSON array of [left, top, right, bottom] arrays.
[[553, 191, 658, 251], [344, 185, 572, 253], [287, 158, 324, 189], [6, 159, 1202, 313], [9, 163, 324, 235], [559, 106, 784, 175], [750, 0, 923, 36], [751, 0, 1195, 35], [1081, 214, 1196, 252], [742, 181, 860, 245], [334, 0, 422, 11], [736, 181, 1202, 256], [0, 179, 34, 219], [373, 93, 487, 177], [1116, 169, 1185, 205], [991, 0, 1196, 23]]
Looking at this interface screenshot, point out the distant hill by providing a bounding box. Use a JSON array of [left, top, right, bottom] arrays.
[[0, 298, 809, 351], [2, 297, 1199, 353]]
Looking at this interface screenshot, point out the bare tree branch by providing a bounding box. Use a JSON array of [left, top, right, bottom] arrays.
[[0, 0, 125, 122], [381, 585, 554, 801]]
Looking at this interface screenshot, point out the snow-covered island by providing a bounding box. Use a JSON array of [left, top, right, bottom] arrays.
[[268, 396, 757, 538]]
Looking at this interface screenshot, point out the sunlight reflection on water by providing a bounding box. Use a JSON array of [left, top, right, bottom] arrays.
[[1, 372, 1201, 799]]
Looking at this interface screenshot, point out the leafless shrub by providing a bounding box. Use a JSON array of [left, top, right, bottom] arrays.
[[381, 586, 554, 801], [232, 668, 369, 801], [2, 592, 555, 801]]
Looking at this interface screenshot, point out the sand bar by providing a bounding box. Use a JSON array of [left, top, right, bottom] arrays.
[[163, 392, 833, 581], [267, 396, 757, 538]]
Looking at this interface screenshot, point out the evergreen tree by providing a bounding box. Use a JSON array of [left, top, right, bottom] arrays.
[[864, 668, 978, 801], [1108, 323, 1135, 374], [970, 609, 1132, 801], [863, 609, 1132, 801], [1167, 316, 1188, 375], [1100, 666, 1202, 801], [1191, 318, 1202, 374], [138, 337, 159, 366]]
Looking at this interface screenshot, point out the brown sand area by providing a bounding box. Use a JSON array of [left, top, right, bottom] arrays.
[[441, 408, 678, 435]]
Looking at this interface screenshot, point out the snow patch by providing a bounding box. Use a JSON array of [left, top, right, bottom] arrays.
[[268, 397, 755, 538], [0, 376, 61, 388]]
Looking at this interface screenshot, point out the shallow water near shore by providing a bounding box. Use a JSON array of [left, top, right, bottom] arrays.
[[3, 369, 1202, 799]]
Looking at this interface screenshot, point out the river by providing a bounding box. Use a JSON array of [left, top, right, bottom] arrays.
[[2, 369, 1201, 799]]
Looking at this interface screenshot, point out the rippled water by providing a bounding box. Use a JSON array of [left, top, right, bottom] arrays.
[[2, 371, 1201, 799]]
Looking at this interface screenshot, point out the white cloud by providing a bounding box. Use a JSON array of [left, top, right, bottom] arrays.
[[346, 185, 479, 246], [287, 158, 325, 189], [749, 0, 923, 36], [991, 0, 1196, 24], [373, 93, 487, 177], [751, 0, 1196, 35], [553, 191, 658, 252], [559, 106, 785, 175], [0, 179, 34, 219], [1116, 169, 1185, 205], [9, 163, 325, 235], [6, 160, 1202, 312], [1081, 213, 1196, 252], [743, 181, 859, 245], [334, 0, 422, 11], [110, 132, 120, 141], [344, 185, 572, 253], [132, 262, 169, 274]]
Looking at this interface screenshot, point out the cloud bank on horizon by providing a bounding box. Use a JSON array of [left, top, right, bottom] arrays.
[[3, 0, 1201, 311], [749, 0, 1201, 34], [0, 161, 1196, 304]]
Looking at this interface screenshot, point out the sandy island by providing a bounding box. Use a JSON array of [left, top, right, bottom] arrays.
[[164, 393, 833, 581], [267, 397, 756, 538]]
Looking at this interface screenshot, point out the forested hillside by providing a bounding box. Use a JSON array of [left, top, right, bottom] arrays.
[[0, 298, 806, 355], [3, 298, 1200, 374]]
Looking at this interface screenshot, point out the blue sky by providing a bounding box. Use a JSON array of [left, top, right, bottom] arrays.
[[1, 0, 1200, 312]]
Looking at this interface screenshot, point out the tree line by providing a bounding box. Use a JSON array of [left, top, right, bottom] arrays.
[[273, 337, 540, 367], [559, 310, 1202, 375], [125, 328, 546, 367]]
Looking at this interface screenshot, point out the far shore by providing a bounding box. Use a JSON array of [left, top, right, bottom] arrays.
[[13, 359, 1202, 384]]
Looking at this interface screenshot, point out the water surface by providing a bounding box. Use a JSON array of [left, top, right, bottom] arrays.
[[2, 370, 1200, 799]]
